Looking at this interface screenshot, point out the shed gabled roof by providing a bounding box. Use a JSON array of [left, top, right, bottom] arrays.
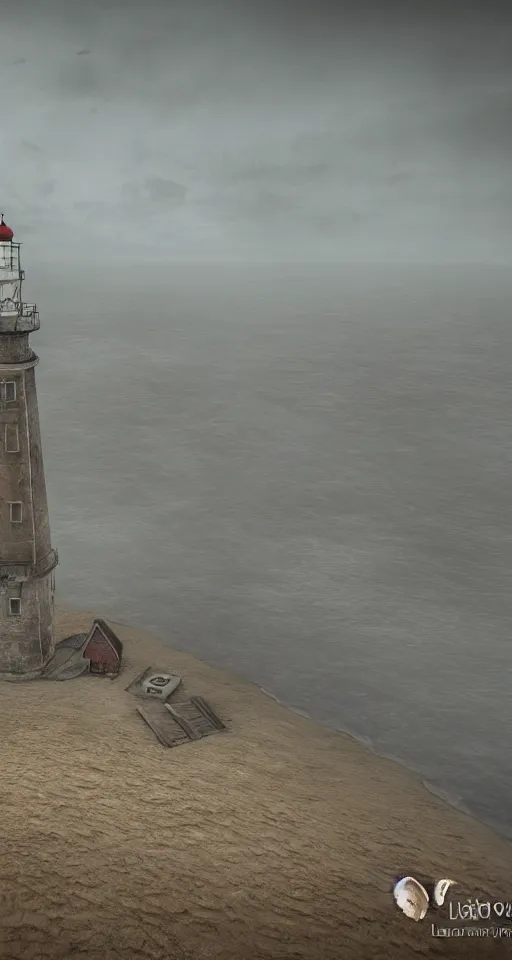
[[84, 618, 123, 659]]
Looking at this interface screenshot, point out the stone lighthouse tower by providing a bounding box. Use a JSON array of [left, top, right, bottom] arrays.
[[0, 215, 58, 679]]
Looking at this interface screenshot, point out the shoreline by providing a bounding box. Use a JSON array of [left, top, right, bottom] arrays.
[[258, 686, 511, 845], [58, 603, 512, 846], [1, 606, 511, 959], [104, 608, 510, 847]]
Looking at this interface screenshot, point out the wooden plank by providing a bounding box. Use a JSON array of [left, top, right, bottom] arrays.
[[137, 705, 172, 747], [165, 704, 202, 741], [192, 716, 213, 730], [191, 696, 226, 731], [136, 705, 189, 748], [172, 703, 197, 722], [187, 710, 213, 729]]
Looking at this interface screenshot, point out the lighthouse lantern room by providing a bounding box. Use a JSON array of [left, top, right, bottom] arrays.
[[0, 215, 39, 332]]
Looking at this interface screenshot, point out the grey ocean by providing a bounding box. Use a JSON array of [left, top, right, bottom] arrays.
[[30, 262, 511, 838]]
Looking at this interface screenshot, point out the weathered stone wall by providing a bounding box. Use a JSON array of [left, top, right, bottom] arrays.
[[0, 371, 33, 563], [0, 578, 52, 676], [0, 333, 34, 364], [24, 366, 52, 560], [0, 337, 56, 677], [37, 571, 55, 663]]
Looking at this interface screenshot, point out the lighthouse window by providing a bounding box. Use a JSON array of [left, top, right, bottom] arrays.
[[9, 502, 22, 523], [1, 381, 16, 401], [9, 598, 21, 616], [5, 423, 19, 452]]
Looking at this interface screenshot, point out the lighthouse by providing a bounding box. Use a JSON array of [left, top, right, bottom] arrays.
[[0, 215, 58, 679]]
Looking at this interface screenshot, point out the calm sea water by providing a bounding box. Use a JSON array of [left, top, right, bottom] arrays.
[[28, 262, 512, 839]]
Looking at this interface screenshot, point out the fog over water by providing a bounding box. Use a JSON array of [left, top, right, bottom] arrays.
[[29, 261, 512, 839], [2, 0, 512, 837]]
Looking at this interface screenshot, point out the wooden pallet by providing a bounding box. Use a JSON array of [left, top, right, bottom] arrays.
[[137, 696, 225, 748]]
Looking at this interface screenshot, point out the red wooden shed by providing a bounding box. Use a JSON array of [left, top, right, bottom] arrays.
[[83, 619, 123, 676]]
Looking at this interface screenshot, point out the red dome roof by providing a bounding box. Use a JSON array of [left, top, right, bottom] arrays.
[[0, 216, 14, 241]]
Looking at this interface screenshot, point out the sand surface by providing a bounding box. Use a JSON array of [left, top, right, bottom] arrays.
[[1, 609, 511, 960]]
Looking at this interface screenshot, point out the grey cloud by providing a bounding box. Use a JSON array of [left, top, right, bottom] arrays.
[[73, 201, 121, 221], [122, 179, 188, 207], [231, 190, 301, 220], [54, 57, 106, 99], [384, 173, 412, 186], [217, 162, 332, 188], [20, 140, 41, 153], [302, 210, 364, 235], [1, 0, 511, 263], [442, 95, 512, 152], [144, 179, 187, 205], [39, 181, 56, 197]]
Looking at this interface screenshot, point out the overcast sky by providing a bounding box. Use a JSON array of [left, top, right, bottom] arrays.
[[1, 0, 511, 263]]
